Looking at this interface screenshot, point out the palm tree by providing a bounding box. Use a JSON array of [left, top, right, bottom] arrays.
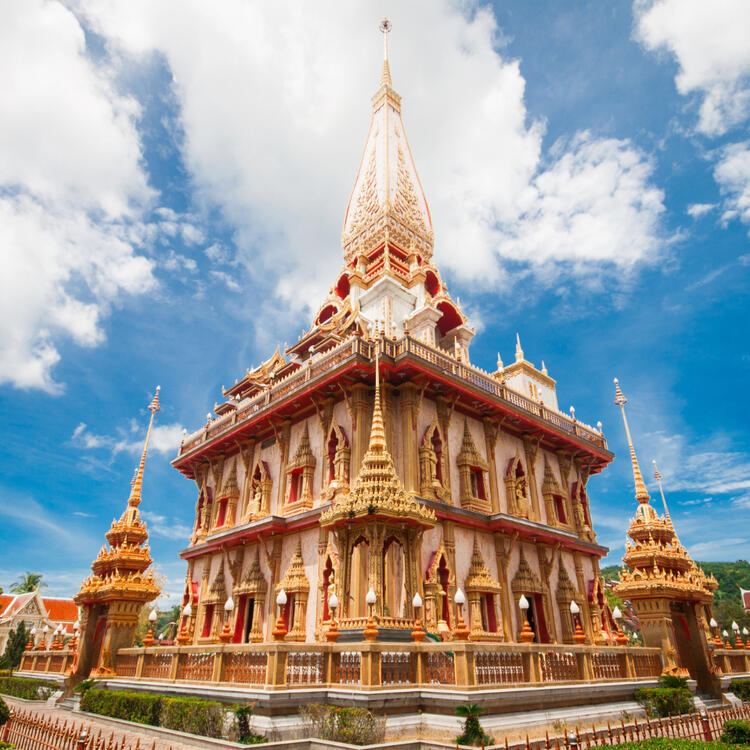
[[455, 703, 491, 747], [10, 572, 46, 593]]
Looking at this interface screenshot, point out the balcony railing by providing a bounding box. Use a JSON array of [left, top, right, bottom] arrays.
[[20, 642, 666, 690], [179, 334, 607, 457]]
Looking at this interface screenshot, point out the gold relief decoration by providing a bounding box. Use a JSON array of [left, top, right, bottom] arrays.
[[205, 563, 227, 605], [246, 459, 272, 520], [277, 539, 310, 642], [456, 419, 491, 512], [510, 548, 542, 595], [505, 454, 531, 519], [464, 535, 502, 594], [237, 549, 267, 597], [321, 358, 435, 528], [418, 416, 449, 503], [284, 423, 316, 511]]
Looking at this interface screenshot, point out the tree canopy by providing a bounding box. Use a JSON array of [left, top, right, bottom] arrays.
[[9, 572, 46, 593]]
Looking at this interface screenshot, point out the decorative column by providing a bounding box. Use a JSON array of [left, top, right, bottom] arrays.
[[398, 382, 421, 494], [483, 418, 501, 513]]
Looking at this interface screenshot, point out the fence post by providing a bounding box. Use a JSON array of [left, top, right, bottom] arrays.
[[169, 650, 180, 681], [212, 648, 224, 683], [701, 712, 712, 741], [135, 650, 145, 679], [77, 727, 88, 750]]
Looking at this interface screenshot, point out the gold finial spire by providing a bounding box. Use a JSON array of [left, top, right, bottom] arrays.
[[379, 18, 392, 87], [128, 386, 161, 508], [653, 460, 670, 517], [613, 378, 650, 505], [515, 332, 524, 362]]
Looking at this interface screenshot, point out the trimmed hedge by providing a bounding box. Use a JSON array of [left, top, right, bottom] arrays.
[[0, 676, 56, 701], [721, 719, 750, 745], [80, 689, 224, 739], [634, 687, 693, 717], [300, 704, 385, 745], [730, 678, 750, 702], [0, 697, 8, 726], [80, 690, 161, 726]]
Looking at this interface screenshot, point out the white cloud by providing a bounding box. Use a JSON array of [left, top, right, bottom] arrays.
[[686, 203, 716, 219], [689, 538, 748, 558], [142, 510, 193, 540], [0, 0, 157, 392], [72, 421, 185, 457], [714, 141, 750, 227], [78, 0, 666, 325], [635, 0, 750, 137]]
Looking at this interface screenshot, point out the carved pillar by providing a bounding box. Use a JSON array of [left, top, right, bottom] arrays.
[[537, 544, 558, 642], [483, 418, 500, 513], [273, 420, 291, 511], [238, 440, 256, 522], [436, 396, 456, 495], [398, 382, 421, 494], [523, 436, 541, 522], [494, 532, 515, 642]]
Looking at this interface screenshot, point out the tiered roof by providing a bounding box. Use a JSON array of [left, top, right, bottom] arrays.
[[613, 380, 716, 604], [75, 389, 162, 607]]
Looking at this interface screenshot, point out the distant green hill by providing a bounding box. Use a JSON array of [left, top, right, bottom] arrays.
[[600, 560, 750, 630]]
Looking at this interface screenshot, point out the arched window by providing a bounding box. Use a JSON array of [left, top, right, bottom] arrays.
[[431, 430, 443, 484], [327, 431, 338, 484]]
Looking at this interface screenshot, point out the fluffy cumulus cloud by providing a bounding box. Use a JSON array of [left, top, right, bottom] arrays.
[[635, 0, 750, 233], [0, 0, 157, 392], [635, 0, 750, 137], [76, 0, 665, 317], [714, 142, 750, 227], [72, 421, 185, 458]]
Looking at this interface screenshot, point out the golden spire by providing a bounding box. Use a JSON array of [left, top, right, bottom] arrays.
[[320, 340, 434, 527], [379, 18, 392, 88], [515, 332, 524, 362], [128, 386, 161, 508], [613, 378, 650, 504], [653, 461, 670, 517]]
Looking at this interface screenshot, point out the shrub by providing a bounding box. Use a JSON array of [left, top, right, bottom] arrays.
[[80, 689, 229, 739], [73, 679, 100, 694], [455, 702, 492, 747], [0, 742, 14, 750], [161, 696, 224, 739], [300, 704, 385, 745], [80, 690, 162, 726], [730, 679, 750, 702], [234, 703, 265, 745], [658, 674, 689, 690], [0, 697, 9, 727], [0, 677, 56, 701], [722, 719, 750, 745], [634, 687, 694, 717], [608, 740, 734, 750]]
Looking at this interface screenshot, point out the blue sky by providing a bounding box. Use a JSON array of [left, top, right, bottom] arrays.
[[1, 0, 749, 604]]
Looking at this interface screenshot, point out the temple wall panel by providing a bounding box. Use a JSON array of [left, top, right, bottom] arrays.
[[259, 438, 282, 515]]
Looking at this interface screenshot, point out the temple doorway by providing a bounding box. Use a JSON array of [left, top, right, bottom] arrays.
[[382, 537, 406, 618], [670, 601, 713, 693], [350, 538, 369, 618]]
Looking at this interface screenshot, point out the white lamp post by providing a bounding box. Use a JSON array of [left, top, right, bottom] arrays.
[[364, 588, 378, 641], [326, 591, 340, 642]]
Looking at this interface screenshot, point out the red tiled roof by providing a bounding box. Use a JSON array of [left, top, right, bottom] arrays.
[[1, 593, 35, 619], [42, 598, 78, 623], [742, 588, 750, 612], [0, 595, 13, 616]]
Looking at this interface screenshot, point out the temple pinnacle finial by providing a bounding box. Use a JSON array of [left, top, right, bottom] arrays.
[[128, 385, 161, 508], [379, 18, 392, 87], [653, 460, 671, 517], [367, 339, 387, 451], [515, 333, 524, 363], [613, 378, 650, 505]]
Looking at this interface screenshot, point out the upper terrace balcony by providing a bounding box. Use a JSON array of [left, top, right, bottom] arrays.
[[174, 334, 611, 478]]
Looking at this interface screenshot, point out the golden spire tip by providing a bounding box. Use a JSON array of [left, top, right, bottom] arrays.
[[379, 18, 392, 87]]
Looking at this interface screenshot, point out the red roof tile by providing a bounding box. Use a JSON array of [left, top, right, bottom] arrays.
[[2, 593, 34, 618], [0, 595, 13, 616], [42, 598, 78, 623]]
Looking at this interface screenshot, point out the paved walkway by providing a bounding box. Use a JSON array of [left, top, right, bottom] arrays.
[[4, 697, 220, 750]]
